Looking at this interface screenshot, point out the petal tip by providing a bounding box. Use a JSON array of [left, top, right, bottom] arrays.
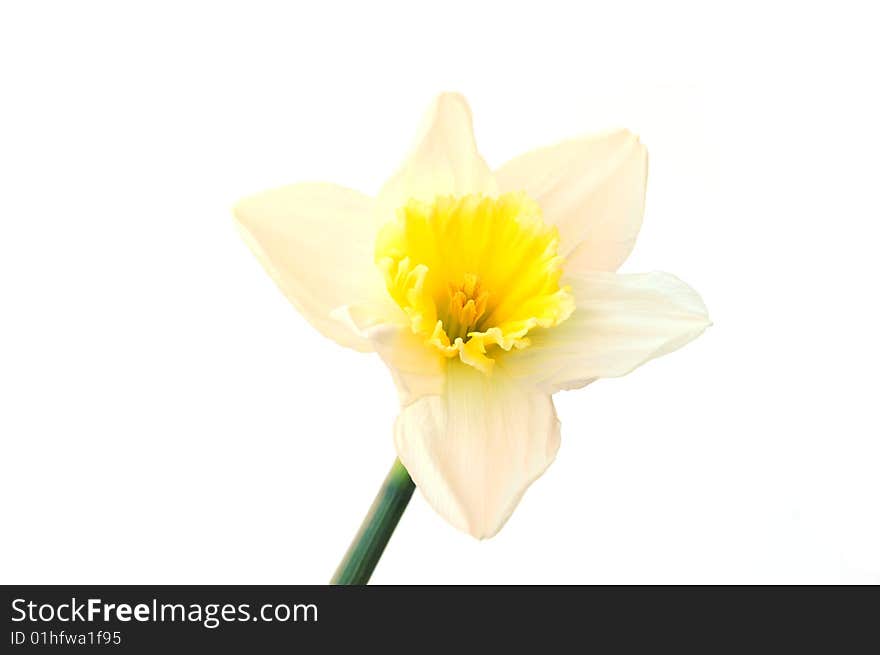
[[434, 90, 471, 111], [231, 196, 252, 226], [424, 92, 476, 136]]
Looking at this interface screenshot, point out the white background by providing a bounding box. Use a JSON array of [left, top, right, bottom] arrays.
[[1, 2, 878, 584]]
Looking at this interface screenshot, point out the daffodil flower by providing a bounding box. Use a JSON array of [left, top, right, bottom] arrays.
[[234, 93, 710, 581]]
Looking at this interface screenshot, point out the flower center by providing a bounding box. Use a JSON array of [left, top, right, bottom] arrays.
[[376, 192, 574, 373], [445, 273, 489, 341]]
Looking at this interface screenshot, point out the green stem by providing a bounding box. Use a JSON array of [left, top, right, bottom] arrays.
[[331, 458, 415, 585]]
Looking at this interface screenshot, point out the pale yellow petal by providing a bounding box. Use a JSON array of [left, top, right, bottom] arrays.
[[234, 182, 386, 351], [501, 271, 710, 392], [495, 130, 647, 271], [376, 93, 497, 222], [368, 323, 447, 404], [394, 360, 560, 538]]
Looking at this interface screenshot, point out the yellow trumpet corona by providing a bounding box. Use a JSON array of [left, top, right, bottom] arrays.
[[377, 193, 574, 374]]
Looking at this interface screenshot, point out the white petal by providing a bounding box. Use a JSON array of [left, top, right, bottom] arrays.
[[501, 271, 710, 392], [376, 93, 496, 220], [234, 182, 386, 351], [395, 361, 560, 539], [330, 302, 445, 403], [368, 323, 447, 404], [495, 130, 648, 271]]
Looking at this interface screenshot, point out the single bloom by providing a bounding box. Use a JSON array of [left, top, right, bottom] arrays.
[[234, 93, 710, 539]]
